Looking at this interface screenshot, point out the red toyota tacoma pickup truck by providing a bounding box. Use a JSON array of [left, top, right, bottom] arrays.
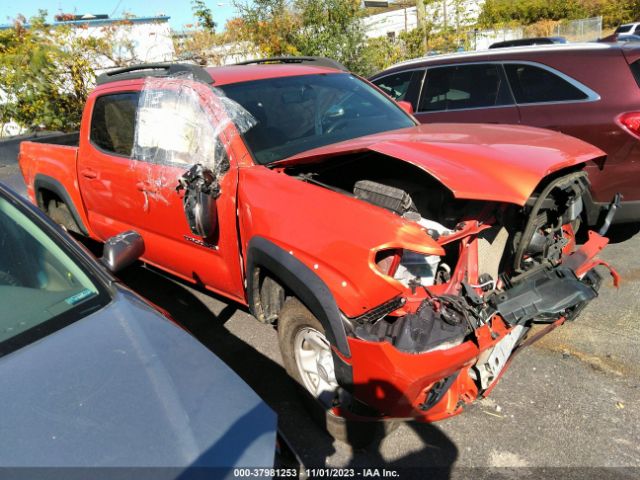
[[19, 60, 619, 441]]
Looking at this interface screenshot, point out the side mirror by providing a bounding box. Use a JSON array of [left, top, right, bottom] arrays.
[[397, 100, 414, 115], [184, 189, 218, 240], [101, 231, 145, 273], [177, 164, 219, 241]]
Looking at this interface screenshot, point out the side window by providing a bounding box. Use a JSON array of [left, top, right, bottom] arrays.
[[630, 60, 640, 88], [372, 71, 416, 102], [90, 93, 139, 156], [418, 64, 512, 112], [504, 64, 588, 104]]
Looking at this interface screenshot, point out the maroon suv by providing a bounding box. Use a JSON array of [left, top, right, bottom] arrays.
[[370, 43, 640, 224]]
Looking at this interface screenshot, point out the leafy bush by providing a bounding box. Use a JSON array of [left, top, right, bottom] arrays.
[[479, 0, 639, 29], [0, 12, 100, 131]]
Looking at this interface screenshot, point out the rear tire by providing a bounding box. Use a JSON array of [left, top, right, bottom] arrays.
[[277, 297, 397, 447], [46, 199, 80, 234]]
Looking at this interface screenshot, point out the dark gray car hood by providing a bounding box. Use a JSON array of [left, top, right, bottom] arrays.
[[0, 287, 276, 470]]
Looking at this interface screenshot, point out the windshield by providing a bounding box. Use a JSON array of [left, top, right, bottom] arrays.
[[0, 195, 107, 356], [220, 73, 415, 164]]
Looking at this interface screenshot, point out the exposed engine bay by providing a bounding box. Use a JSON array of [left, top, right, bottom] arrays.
[[285, 152, 615, 393]]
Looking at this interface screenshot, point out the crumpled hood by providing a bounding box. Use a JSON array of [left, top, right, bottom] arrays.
[[275, 123, 605, 206], [0, 287, 276, 470]]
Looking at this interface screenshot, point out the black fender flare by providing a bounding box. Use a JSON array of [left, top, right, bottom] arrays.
[[34, 174, 88, 235], [246, 236, 354, 389]]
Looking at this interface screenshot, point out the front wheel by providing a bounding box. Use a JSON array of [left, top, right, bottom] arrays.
[[277, 297, 396, 446], [278, 298, 339, 409]]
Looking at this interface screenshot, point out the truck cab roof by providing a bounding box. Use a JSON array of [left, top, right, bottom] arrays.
[[95, 58, 346, 90]]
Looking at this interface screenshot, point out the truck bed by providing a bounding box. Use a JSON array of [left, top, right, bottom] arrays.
[[28, 132, 79, 147], [19, 133, 81, 218]]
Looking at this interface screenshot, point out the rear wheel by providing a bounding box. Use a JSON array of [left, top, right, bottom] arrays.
[[46, 198, 81, 234], [277, 297, 396, 446]]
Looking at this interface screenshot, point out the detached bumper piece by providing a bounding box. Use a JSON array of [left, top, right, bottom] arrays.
[[492, 266, 599, 325]]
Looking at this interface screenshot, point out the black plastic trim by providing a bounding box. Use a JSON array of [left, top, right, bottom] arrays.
[[235, 56, 349, 72], [34, 174, 89, 235], [494, 266, 598, 325], [592, 199, 640, 224], [246, 236, 351, 358], [332, 351, 354, 392], [96, 63, 214, 85], [419, 371, 460, 412]]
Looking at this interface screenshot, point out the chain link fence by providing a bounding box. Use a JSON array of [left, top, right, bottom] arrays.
[[555, 16, 603, 43], [470, 16, 603, 50]]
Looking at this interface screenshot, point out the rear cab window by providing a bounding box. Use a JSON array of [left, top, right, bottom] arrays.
[[504, 63, 590, 104], [418, 63, 513, 112], [90, 92, 140, 156]]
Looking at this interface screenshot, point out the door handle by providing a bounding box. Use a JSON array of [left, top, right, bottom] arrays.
[[80, 169, 98, 179]]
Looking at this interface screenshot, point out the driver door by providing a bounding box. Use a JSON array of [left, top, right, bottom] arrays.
[[128, 79, 246, 301]]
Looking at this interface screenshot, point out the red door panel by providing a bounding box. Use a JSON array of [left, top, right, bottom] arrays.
[[78, 79, 247, 301]]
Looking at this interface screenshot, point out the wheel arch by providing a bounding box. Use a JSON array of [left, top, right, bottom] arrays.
[[246, 236, 351, 357], [33, 174, 88, 235]]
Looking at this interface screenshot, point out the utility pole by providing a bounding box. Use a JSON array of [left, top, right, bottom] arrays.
[[442, 0, 447, 30], [404, 6, 407, 32], [416, 0, 427, 54]]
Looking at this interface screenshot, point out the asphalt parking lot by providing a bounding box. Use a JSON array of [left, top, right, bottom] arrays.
[[1, 158, 639, 478]]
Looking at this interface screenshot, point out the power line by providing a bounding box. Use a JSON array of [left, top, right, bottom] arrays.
[[110, 0, 124, 18]]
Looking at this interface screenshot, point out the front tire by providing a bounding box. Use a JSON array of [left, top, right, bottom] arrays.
[[277, 297, 396, 446], [278, 298, 339, 409]]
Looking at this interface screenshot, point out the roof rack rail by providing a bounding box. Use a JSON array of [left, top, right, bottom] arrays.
[[96, 63, 214, 85], [234, 56, 349, 72]]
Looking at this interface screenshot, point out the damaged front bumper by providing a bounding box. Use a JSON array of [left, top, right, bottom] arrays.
[[340, 231, 618, 422]]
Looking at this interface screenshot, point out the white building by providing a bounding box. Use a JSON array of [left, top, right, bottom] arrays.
[[363, 0, 485, 39], [363, 6, 419, 39], [54, 14, 175, 68], [0, 14, 175, 69], [0, 14, 175, 136]]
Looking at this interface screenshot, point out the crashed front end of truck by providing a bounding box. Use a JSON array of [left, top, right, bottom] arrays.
[[275, 142, 620, 422]]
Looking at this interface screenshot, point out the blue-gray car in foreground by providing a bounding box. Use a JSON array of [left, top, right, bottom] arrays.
[[0, 183, 279, 479]]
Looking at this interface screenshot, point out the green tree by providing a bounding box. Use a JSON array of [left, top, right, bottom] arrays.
[[0, 11, 101, 132], [233, 0, 301, 56], [478, 0, 637, 29], [0, 11, 151, 134], [233, 0, 368, 73], [191, 0, 217, 33], [293, 0, 367, 72], [174, 1, 235, 66]]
